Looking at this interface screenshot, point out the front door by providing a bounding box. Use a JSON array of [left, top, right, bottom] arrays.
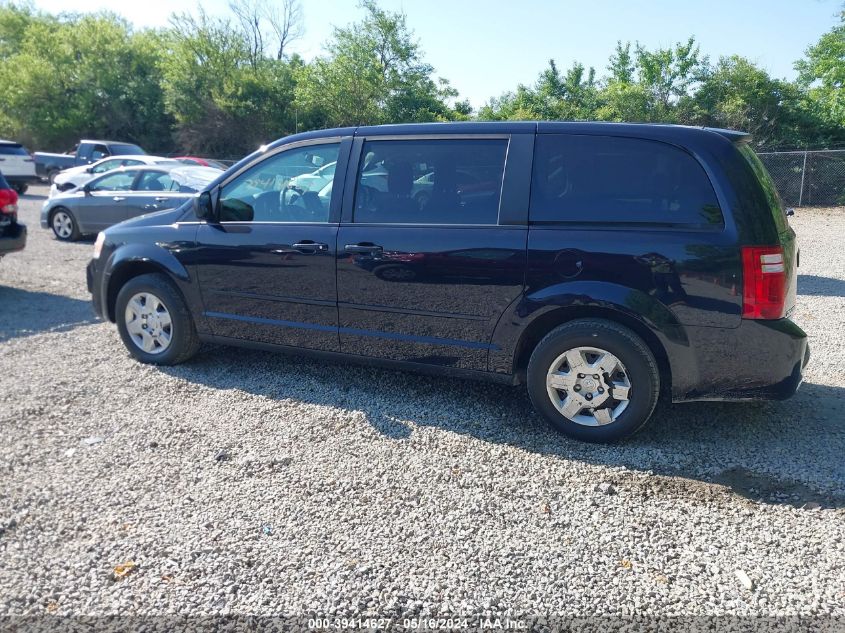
[[78, 170, 137, 232], [335, 136, 527, 371], [193, 139, 349, 351]]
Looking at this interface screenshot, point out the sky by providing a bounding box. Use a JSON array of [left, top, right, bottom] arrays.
[[32, 0, 844, 108]]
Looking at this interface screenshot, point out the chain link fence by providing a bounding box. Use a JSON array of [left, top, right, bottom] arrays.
[[758, 149, 845, 207]]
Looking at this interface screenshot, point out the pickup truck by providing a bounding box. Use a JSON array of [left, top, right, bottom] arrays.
[[35, 139, 146, 183]]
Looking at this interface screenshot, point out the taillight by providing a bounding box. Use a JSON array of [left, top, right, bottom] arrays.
[[0, 189, 18, 215], [741, 246, 787, 319]]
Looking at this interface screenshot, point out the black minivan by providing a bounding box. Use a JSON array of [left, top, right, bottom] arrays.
[[87, 122, 809, 442]]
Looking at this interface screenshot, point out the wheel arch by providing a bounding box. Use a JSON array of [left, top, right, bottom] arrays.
[[48, 205, 73, 224], [104, 249, 192, 323], [510, 305, 675, 397]]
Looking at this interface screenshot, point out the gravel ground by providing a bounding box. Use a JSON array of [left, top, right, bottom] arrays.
[[1, 186, 843, 621]]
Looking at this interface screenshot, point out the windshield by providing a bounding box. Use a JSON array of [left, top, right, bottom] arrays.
[[0, 144, 28, 156], [171, 167, 221, 192], [109, 143, 145, 156]]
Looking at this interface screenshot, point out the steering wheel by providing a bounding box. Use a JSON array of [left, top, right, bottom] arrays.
[[281, 185, 304, 208]]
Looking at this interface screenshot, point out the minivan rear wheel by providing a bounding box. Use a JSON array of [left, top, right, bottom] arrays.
[[527, 319, 660, 443], [115, 273, 200, 365]]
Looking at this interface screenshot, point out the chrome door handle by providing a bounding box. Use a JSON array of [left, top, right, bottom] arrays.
[[154, 196, 169, 202], [292, 241, 329, 253], [112, 196, 126, 202], [345, 243, 382, 254]]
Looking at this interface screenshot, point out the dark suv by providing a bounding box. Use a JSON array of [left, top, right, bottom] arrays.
[[87, 122, 809, 442]]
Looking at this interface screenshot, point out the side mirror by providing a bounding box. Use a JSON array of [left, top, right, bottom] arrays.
[[82, 183, 92, 196], [195, 190, 216, 221], [86, 167, 94, 173]]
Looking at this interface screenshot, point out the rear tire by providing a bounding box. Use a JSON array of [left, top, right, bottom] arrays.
[[527, 318, 660, 443], [115, 273, 200, 365], [50, 208, 80, 241]]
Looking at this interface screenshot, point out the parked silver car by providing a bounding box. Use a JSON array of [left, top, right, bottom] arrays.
[[49, 155, 180, 198], [40, 165, 221, 241]]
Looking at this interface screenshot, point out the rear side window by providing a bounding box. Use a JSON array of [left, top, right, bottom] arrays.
[[0, 144, 28, 156], [136, 171, 174, 192], [109, 143, 145, 156], [530, 135, 723, 227], [354, 138, 507, 225]]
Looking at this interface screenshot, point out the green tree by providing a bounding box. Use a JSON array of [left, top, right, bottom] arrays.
[[160, 9, 297, 155], [295, 0, 458, 127], [796, 11, 845, 133], [633, 36, 707, 120], [686, 55, 820, 148], [0, 6, 172, 150]]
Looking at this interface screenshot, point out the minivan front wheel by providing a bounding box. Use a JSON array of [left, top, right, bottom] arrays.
[[527, 319, 660, 443], [115, 273, 200, 365]]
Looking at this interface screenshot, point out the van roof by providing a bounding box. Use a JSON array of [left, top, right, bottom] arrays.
[[268, 121, 750, 148], [79, 139, 142, 146]]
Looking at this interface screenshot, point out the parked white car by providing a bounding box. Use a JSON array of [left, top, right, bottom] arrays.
[[287, 160, 338, 192], [0, 139, 38, 194], [50, 155, 180, 198]]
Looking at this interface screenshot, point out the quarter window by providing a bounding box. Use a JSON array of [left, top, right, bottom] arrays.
[[530, 135, 723, 226], [353, 139, 507, 225], [219, 143, 341, 222]]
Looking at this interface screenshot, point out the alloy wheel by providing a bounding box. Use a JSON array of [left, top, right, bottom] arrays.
[[52, 211, 74, 239], [545, 346, 632, 426], [124, 292, 173, 354]]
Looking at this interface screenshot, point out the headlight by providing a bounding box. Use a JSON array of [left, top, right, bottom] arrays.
[[93, 232, 106, 259]]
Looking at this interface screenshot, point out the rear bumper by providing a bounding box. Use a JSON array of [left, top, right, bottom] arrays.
[[4, 174, 39, 185], [674, 318, 809, 402], [0, 221, 26, 256]]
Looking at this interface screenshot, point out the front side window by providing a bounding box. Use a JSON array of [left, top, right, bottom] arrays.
[[89, 171, 135, 192], [530, 135, 723, 227], [219, 143, 341, 222], [353, 138, 507, 225], [91, 145, 109, 161]]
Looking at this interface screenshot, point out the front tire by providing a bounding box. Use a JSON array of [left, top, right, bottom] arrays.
[[50, 208, 80, 241], [115, 273, 200, 365], [527, 319, 660, 443]]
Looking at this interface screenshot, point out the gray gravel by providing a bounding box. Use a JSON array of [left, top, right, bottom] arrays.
[[1, 186, 843, 619]]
